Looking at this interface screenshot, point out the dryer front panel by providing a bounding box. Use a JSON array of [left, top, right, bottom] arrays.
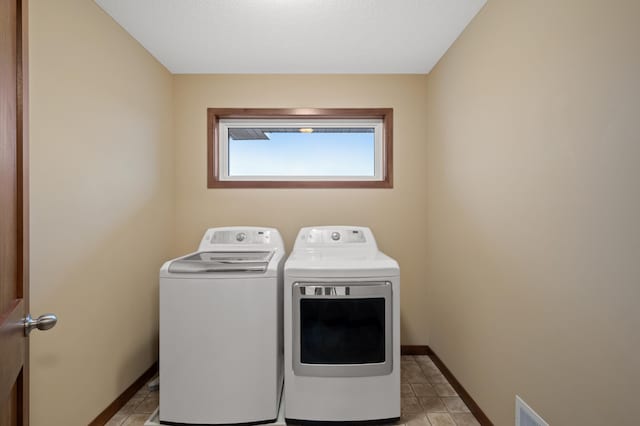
[[292, 281, 392, 377]]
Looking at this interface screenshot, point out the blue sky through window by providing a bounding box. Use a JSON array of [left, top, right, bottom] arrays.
[[228, 129, 375, 176]]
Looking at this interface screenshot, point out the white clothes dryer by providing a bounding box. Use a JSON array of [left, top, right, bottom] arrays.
[[284, 226, 400, 424], [159, 227, 285, 425]]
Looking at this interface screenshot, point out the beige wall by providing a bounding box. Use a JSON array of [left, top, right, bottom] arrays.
[[425, 0, 640, 425], [173, 74, 429, 344], [29, 0, 174, 424]]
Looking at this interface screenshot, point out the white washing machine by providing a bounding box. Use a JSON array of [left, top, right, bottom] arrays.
[[284, 226, 400, 424], [159, 227, 285, 425]]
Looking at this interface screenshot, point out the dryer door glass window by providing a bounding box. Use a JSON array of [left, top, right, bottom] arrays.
[[292, 282, 393, 377], [300, 298, 385, 364]]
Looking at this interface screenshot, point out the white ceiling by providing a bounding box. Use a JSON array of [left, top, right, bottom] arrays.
[[94, 0, 486, 74]]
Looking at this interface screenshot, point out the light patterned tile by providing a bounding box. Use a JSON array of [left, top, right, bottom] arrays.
[[407, 371, 430, 384], [404, 414, 432, 426], [450, 413, 481, 426], [400, 411, 428, 424], [121, 414, 150, 426], [402, 365, 429, 384], [136, 393, 159, 414], [411, 383, 437, 397], [420, 363, 442, 377], [105, 413, 128, 426], [426, 412, 456, 426], [427, 374, 449, 385], [414, 356, 435, 367], [146, 391, 159, 403], [403, 360, 419, 369], [441, 396, 470, 413], [402, 355, 416, 362], [402, 383, 415, 397], [433, 383, 458, 397], [133, 386, 150, 399], [119, 396, 145, 415], [418, 397, 447, 413], [402, 363, 423, 375], [402, 397, 423, 414]]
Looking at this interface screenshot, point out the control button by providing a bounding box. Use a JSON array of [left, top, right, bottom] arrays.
[[236, 232, 247, 242], [331, 232, 341, 241]]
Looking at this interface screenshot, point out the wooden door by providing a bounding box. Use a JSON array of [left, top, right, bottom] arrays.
[[0, 0, 29, 425]]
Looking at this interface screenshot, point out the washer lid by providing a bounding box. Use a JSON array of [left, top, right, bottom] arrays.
[[168, 251, 274, 273]]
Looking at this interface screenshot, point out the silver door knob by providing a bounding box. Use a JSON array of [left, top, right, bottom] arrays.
[[24, 313, 58, 336]]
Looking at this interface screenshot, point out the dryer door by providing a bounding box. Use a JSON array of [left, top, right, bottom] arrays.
[[292, 282, 392, 377]]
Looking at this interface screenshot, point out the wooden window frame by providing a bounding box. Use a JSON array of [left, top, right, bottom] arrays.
[[207, 108, 393, 188]]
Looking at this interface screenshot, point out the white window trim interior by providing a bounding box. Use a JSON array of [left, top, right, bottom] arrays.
[[218, 118, 385, 182]]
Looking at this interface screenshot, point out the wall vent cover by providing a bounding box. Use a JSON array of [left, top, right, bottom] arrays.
[[516, 395, 549, 426]]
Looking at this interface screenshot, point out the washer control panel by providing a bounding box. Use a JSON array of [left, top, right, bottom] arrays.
[[197, 227, 285, 252], [210, 230, 271, 244]]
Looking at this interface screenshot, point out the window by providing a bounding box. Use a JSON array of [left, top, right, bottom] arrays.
[[207, 108, 393, 188]]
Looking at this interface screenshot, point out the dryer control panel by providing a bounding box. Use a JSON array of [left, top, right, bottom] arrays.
[[293, 226, 377, 251]]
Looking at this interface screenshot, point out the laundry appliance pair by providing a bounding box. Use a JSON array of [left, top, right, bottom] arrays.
[[159, 226, 400, 425]]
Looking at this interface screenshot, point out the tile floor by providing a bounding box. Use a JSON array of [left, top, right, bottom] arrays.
[[396, 355, 478, 426], [105, 377, 158, 426], [106, 355, 479, 426]]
